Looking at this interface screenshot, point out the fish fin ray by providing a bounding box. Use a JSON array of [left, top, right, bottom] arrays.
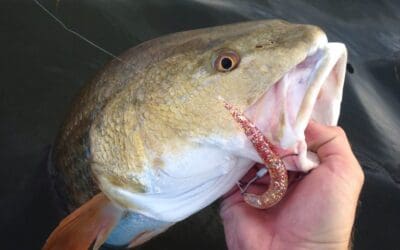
[[43, 193, 123, 250]]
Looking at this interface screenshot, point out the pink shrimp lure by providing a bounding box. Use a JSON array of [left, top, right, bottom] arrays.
[[223, 101, 288, 209]]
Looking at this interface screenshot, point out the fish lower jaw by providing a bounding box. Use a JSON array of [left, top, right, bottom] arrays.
[[245, 42, 347, 172]]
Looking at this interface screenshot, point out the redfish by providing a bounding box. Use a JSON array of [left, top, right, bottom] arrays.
[[44, 20, 347, 249]]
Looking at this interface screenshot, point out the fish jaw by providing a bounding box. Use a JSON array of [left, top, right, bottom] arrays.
[[244, 42, 347, 171]]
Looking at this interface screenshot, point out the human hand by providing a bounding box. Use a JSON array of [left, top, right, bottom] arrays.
[[220, 122, 364, 250]]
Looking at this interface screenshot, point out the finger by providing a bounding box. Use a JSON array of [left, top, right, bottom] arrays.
[[305, 121, 353, 160]]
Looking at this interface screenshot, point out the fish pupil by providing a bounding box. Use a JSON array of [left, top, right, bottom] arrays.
[[221, 57, 233, 70]]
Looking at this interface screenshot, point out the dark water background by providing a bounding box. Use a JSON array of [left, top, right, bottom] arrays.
[[1, 0, 400, 249]]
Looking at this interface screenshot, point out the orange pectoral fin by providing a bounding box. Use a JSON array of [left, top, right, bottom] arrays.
[[43, 193, 124, 250]]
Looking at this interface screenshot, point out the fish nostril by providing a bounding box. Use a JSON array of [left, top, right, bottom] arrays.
[[255, 40, 275, 49], [346, 63, 354, 74]]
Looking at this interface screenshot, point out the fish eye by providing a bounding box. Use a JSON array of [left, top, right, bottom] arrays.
[[214, 50, 240, 72]]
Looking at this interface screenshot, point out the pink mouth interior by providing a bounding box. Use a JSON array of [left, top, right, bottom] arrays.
[[244, 47, 346, 172]]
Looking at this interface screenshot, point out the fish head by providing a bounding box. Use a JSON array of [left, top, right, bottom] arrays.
[[89, 20, 347, 224], [141, 19, 347, 171], [212, 20, 349, 171]]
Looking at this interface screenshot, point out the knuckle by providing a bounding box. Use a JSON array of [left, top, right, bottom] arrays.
[[347, 161, 365, 186], [332, 126, 350, 145], [354, 163, 365, 184], [333, 126, 346, 137]]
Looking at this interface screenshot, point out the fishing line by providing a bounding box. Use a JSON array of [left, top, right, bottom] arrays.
[[33, 0, 128, 65]]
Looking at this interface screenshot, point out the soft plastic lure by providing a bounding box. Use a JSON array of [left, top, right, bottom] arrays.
[[223, 101, 288, 209]]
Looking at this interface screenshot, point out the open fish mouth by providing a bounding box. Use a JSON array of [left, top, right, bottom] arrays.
[[244, 41, 347, 172]]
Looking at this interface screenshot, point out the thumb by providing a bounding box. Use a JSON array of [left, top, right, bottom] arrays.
[[305, 121, 353, 161], [305, 121, 364, 185]]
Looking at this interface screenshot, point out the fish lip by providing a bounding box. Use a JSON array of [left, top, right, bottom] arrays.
[[244, 41, 348, 171]]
